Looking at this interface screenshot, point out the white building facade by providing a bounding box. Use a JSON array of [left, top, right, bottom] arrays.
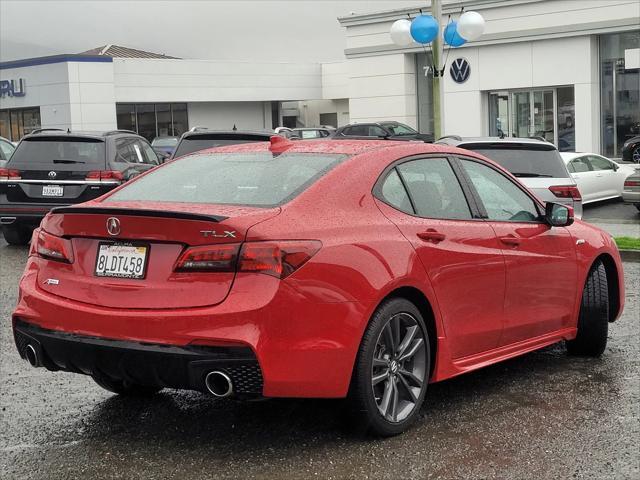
[[339, 0, 640, 157], [0, 52, 349, 142]]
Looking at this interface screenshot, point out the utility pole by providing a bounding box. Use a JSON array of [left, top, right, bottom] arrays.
[[431, 0, 444, 140]]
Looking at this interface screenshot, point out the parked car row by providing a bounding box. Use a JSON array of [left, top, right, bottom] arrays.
[[2, 125, 639, 246]]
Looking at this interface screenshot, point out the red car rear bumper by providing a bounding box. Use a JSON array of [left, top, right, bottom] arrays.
[[13, 257, 367, 398]]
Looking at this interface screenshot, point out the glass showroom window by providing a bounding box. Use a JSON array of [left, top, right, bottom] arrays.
[[0, 107, 41, 142], [415, 52, 435, 135], [116, 103, 189, 141], [600, 31, 640, 158]]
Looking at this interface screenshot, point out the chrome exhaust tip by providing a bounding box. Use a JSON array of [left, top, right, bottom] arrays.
[[204, 371, 233, 397], [25, 344, 40, 367]]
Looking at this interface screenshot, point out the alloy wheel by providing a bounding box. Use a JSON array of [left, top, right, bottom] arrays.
[[633, 147, 640, 163], [371, 312, 427, 423]]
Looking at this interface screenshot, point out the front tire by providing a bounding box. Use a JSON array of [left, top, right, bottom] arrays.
[[2, 224, 32, 245], [92, 375, 162, 396], [350, 298, 430, 436], [566, 261, 609, 356]]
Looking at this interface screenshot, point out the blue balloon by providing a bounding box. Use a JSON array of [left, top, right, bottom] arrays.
[[410, 15, 439, 44], [443, 21, 467, 47]]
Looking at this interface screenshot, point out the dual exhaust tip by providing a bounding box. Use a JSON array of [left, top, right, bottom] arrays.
[[24, 344, 234, 398], [204, 370, 233, 398]]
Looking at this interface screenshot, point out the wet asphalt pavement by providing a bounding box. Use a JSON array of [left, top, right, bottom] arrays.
[[1, 239, 639, 480]]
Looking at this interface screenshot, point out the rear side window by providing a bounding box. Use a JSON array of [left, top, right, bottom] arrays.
[[9, 137, 105, 167], [107, 152, 347, 207], [463, 144, 569, 178], [396, 158, 471, 220], [173, 135, 268, 157], [380, 169, 413, 213], [568, 157, 590, 173]]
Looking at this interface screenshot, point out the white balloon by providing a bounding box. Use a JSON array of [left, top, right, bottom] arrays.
[[390, 19, 414, 46], [457, 11, 485, 41]]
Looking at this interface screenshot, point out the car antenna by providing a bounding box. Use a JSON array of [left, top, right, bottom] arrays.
[[232, 124, 237, 131]]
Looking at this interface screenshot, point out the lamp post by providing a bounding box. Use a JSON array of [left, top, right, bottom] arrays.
[[389, 2, 486, 140]]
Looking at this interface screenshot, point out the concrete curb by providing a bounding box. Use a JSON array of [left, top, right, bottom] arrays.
[[620, 249, 640, 263]]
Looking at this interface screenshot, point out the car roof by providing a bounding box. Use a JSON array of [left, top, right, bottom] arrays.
[[181, 129, 273, 138], [22, 129, 138, 140], [186, 138, 471, 158], [292, 127, 330, 131], [438, 136, 557, 149], [559, 152, 589, 162]]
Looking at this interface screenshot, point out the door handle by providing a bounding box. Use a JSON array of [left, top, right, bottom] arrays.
[[499, 235, 521, 247], [417, 229, 446, 243]]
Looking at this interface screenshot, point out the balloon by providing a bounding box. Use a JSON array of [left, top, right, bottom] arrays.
[[410, 15, 439, 44], [443, 21, 466, 47], [389, 19, 414, 46], [457, 11, 485, 41]]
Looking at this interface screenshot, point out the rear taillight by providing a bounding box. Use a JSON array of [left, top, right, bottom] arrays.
[[174, 240, 321, 278], [86, 170, 124, 182], [624, 180, 640, 188], [35, 229, 74, 263], [174, 243, 240, 272], [549, 185, 582, 201], [0, 168, 21, 180]]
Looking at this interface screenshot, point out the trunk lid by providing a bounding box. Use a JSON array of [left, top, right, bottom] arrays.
[[37, 202, 280, 309]]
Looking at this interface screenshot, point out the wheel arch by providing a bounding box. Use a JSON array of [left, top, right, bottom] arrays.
[[592, 253, 621, 322], [376, 286, 438, 378]]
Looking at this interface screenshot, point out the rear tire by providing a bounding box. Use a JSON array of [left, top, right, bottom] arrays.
[[92, 375, 162, 396], [349, 298, 430, 437], [2, 224, 32, 246], [566, 261, 609, 357]]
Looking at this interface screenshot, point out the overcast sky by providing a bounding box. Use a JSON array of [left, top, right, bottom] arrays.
[[0, 0, 422, 63]]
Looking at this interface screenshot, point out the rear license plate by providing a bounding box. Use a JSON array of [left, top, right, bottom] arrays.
[[95, 243, 149, 279], [42, 185, 64, 197]]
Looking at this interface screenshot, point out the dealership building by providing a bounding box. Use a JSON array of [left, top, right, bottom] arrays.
[[1, 0, 638, 158]]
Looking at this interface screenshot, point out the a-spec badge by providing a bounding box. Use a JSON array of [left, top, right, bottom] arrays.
[[107, 217, 121, 236]]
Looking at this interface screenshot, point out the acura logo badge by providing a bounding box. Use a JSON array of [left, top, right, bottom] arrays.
[[106, 217, 120, 236], [450, 58, 471, 84], [48, 171, 57, 179]]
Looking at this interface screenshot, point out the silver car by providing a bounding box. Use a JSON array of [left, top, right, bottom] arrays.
[[437, 136, 583, 218], [622, 170, 640, 212]]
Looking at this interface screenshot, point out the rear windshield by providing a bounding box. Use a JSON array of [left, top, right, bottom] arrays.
[[173, 135, 269, 157], [463, 144, 569, 178], [107, 152, 348, 207], [9, 137, 106, 168]]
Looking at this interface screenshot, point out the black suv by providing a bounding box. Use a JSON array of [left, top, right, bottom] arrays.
[[171, 128, 275, 159], [0, 129, 161, 245], [333, 122, 434, 142]]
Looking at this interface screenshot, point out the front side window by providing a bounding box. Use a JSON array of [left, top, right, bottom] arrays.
[[396, 158, 471, 220], [460, 159, 540, 222], [0, 139, 15, 160], [138, 140, 159, 165], [107, 152, 347, 207], [383, 123, 417, 136]]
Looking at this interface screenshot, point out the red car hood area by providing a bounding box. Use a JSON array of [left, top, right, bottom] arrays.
[[36, 201, 281, 309]]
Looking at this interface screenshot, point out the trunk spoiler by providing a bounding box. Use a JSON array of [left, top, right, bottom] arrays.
[[50, 206, 227, 223]]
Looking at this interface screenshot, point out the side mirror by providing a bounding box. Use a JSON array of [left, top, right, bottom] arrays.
[[156, 151, 171, 164], [545, 202, 574, 227], [612, 163, 619, 171]]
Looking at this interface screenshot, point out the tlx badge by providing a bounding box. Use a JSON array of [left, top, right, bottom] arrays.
[[200, 230, 237, 238]]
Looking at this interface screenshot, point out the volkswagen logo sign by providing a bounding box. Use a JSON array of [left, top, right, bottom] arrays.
[[48, 171, 57, 179], [106, 217, 121, 236], [450, 58, 471, 84]]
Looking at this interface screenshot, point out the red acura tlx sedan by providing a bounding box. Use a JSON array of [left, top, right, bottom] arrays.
[[12, 137, 624, 436]]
